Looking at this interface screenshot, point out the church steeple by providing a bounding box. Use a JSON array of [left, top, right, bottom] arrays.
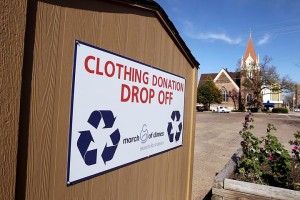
[[243, 33, 257, 64], [241, 33, 259, 70]]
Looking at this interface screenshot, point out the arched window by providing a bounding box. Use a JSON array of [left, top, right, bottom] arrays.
[[221, 87, 228, 102], [247, 70, 252, 78], [247, 94, 252, 103]]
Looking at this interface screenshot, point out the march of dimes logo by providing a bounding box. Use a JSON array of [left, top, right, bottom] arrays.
[[122, 123, 164, 146], [123, 110, 182, 149], [140, 124, 149, 143], [76, 110, 183, 166], [139, 124, 164, 144]]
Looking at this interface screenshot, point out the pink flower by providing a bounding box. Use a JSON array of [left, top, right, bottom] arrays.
[[260, 147, 264, 152], [247, 116, 252, 122], [293, 145, 299, 151], [268, 153, 274, 161]]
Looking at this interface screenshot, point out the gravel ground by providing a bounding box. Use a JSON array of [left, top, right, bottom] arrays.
[[191, 111, 300, 200]]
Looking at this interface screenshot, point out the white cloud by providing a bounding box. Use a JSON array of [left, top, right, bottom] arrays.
[[192, 33, 242, 44], [183, 21, 242, 45], [257, 34, 270, 45]]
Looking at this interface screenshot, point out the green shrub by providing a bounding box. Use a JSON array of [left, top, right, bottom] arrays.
[[237, 113, 293, 188], [249, 108, 259, 113], [272, 108, 288, 113], [231, 110, 246, 112]]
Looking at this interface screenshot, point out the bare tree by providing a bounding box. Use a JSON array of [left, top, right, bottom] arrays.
[[281, 75, 296, 93], [228, 89, 239, 110], [283, 92, 294, 110], [235, 59, 241, 72], [241, 56, 295, 109]]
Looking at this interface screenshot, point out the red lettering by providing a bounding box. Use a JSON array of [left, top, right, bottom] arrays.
[[132, 86, 139, 103], [152, 75, 157, 86], [121, 85, 155, 104], [158, 90, 173, 105], [158, 90, 164, 104], [116, 63, 124, 79], [143, 72, 149, 84], [158, 77, 163, 87], [96, 57, 103, 75], [121, 84, 130, 102], [166, 91, 173, 105], [105, 61, 115, 77], [84, 55, 95, 74], [124, 66, 132, 81], [140, 87, 148, 103], [149, 89, 155, 103]]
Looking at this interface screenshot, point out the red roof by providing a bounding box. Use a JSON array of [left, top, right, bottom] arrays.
[[198, 73, 218, 86], [198, 71, 240, 87], [243, 35, 257, 63]]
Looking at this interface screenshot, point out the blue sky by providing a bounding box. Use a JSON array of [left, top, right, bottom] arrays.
[[155, 0, 300, 82]]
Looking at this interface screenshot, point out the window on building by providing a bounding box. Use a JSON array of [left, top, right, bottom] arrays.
[[247, 70, 252, 78], [247, 94, 252, 103], [221, 87, 228, 102]]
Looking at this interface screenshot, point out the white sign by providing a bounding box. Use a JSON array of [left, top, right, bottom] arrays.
[[67, 40, 185, 185]]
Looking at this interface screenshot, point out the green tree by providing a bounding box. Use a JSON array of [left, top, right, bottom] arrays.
[[197, 78, 222, 110]]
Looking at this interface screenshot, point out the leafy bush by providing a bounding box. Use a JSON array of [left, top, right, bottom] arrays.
[[272, 108, 288, 113], [262, 124, 291, 186], [237, 112, 299, 189], [231, 109, 246, 112], [238, 113, 264, 183], [289, 131, 300, 164], [249, 108, 259, 112]]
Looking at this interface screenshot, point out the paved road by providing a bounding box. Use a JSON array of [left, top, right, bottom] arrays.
[[191, 111, 300, 200]]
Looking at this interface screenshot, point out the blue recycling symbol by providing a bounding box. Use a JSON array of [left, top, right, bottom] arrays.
[[77, 110, 120, 166], [167, 111, 182, 142]]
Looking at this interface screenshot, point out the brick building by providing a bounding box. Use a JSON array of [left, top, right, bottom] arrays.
[[198, 69, 240, 110], [198, 34, 283, 110]]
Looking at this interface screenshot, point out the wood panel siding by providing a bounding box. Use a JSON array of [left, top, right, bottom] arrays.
[[16, 0, 198, 199], [0, 0, 27, 199]]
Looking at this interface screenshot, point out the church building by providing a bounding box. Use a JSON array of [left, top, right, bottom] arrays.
[[198, 34, 283, 110]]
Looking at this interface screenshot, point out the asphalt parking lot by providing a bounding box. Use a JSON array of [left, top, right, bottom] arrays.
[[191, 111, 300, 200]]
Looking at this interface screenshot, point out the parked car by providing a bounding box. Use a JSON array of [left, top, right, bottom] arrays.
[[196, 104, 204, 112], [295, 108, 300, 112], [212, 106, 231, 113]]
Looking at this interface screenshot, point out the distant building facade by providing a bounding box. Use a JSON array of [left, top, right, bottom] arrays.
[[261, 85, 283, 108], [198, 34, 283, 110], [198, 69, 240, 110], [295, 84, 300, 108]]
